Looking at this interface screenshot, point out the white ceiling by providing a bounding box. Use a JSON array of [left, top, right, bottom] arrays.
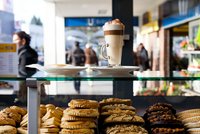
[[44, 0, 167, 16]]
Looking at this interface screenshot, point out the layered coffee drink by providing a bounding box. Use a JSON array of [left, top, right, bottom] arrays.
[[102, 19, 125, 66]]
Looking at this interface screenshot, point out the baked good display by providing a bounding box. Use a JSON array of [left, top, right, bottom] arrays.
[[99, 97, 147, 134], [144, 103, 185, 134], [0, 125, 17, 134], [60, 99, 99, 133]]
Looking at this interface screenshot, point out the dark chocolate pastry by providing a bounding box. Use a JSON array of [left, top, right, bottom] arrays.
[[151, 127, 185, 134], [146, 103, 176, 114]]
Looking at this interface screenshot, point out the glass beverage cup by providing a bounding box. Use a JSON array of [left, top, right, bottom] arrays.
[[101, 24, 124, 66]]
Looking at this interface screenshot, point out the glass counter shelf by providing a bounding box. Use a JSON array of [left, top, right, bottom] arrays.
[[1, 70, 200, 81]]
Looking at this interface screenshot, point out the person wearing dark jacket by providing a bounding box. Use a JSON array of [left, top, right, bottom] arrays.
[[13, 31, 38, 77], [68, 41, 85, 93], [13, 31, 39, 103]]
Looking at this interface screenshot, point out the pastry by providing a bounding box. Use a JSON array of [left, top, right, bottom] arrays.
[[99, 98, 132, 107], [53, 108, 63, 118], [42, 110, 60, 122], [10, 106, 27, 116], [176, 109, 200, 117], [0, 116, 16, 126], [60, 128, 94, 134], [0, 125, 17, 134], [60, 121, 96, 129], [68, 99, 99, 109], [17, 127, 27, 134], [101, 108, 136, 116], [45, 104, 56, 111], [182, 116, 200, 124], [104, 114, 144, 124], [101, 104, 136, 112], [105, 124, 148, 134], [188, 128, 200, 134], [42, 117, 61, 127], [0, 108, 21, 123], [0, 112, 21, 123], [146, 103, 176, 114], [177, 112, 200, 120], [61, 115, 96, 122], [40, 127, 60, 133], [151, 127, 185, 134], [63, 108, 99, 117], [20, 118, 28, 127], [40, 107, 47, 117], [41, 124, 58, 128]]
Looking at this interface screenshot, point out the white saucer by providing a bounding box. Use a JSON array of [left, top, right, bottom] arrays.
[[90, 66, 139, 76], [26, 64, 86, 75]]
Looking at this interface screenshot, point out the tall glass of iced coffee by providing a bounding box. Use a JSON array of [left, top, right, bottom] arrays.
[[101, 19, 125, 66]]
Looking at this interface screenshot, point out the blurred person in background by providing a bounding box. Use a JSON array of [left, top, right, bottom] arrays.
[[13, 31, 45, 103], [136, 43, 150, 88], [84, 42, 98, 67], [68, 41, 86, 93], [136, 43, 150, 71], [13, 31, 38, 77], [84, 42, 98, 86]]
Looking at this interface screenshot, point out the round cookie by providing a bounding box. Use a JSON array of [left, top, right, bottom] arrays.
[[63, 108, 99, 117], [177, 109, 200, 117], [106, 124, 148, 134], [101, 109, 136, 116], [188, 128, 200, 134], [68, 99, 99, 109], [60, 128, 94, 134], [151, 127, 185, 134], [0, 125, 17, 134], [60, 121, 96, 129], [61, 115, 96, 122], [104, 114, 144, 124], [101, 104, 136, 112], [99, 98, 132, 107], [146, 103, 176, 114]]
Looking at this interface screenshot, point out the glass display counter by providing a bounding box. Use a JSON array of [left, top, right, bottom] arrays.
[[1, 70, 200, 133]]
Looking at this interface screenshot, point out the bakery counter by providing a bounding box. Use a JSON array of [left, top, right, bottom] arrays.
[[1, 97, 200, 133]]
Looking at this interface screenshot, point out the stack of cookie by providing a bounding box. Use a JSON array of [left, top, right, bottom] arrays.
[[0, 105, 27, 134], [60, 99, 99, 134], [99, 98, 147, 134], [40, 104, 63, 133], [144, 103, 185, 134], [177, 108, 200, 134]]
